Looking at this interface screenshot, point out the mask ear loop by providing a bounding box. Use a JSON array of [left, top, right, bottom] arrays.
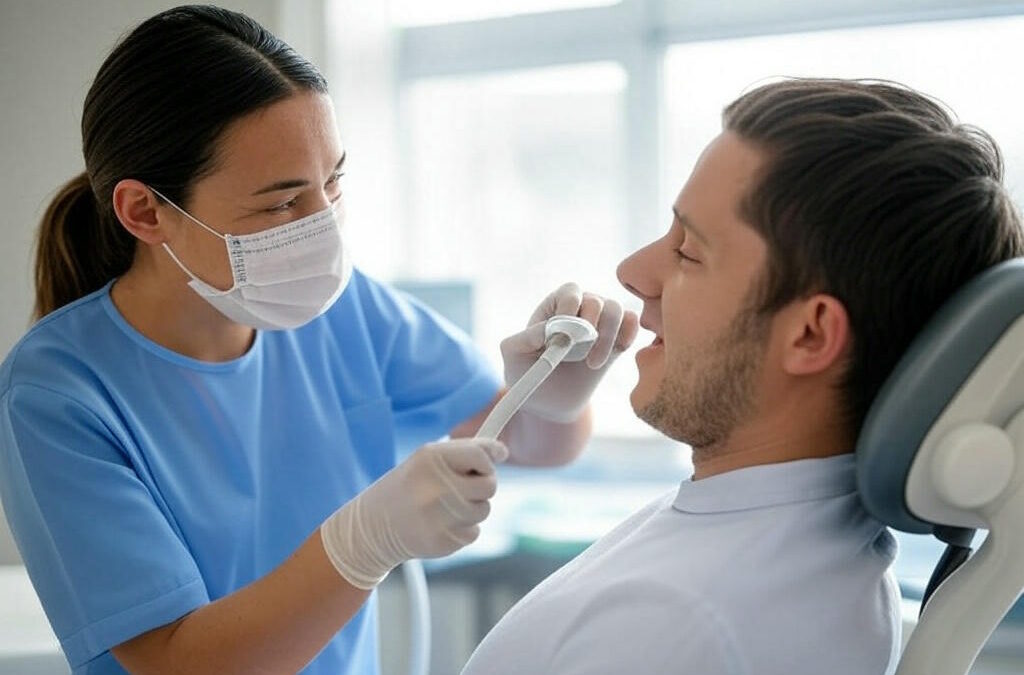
[[148, 186, 229, 240], [160, 242, 237, 296], [148, 185, 238, 296]]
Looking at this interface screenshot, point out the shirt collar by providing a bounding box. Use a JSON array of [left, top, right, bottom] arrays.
[[672, 453, 857, 514]]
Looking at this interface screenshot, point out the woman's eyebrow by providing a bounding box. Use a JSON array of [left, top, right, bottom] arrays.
[[250, 152, 347, 196]]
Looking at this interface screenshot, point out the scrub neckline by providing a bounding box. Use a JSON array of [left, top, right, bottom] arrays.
[[100, 279, 262, 374]]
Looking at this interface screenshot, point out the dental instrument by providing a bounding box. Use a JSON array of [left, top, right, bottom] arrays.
[[475, 316, 599, 440]]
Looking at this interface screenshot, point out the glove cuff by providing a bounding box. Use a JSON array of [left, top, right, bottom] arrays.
[[320, 498, 399, 590], [520, 400, 588, 424]]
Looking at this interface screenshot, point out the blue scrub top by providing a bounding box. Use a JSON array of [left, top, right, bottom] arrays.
[[0, 269, 502, 675]]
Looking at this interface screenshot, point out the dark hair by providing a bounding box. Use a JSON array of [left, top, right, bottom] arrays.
[[34, 4, 328, 319], [722, 78, 1024, 438]]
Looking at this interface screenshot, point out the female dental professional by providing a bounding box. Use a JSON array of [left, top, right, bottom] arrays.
[[0, 5, 637, 675]]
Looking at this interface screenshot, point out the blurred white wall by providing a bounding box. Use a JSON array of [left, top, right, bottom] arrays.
[[0, 0, 324, 564]]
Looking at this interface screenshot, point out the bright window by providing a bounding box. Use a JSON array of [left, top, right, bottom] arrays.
[[663, 15, 1024, 207], [404, 62, 655, 438], [390, 0, 620, 26], [335, 6, 1024, 446]]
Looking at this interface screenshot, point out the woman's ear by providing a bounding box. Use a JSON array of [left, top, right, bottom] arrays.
[[781, 294, 850, 376], [111, 179, 167, 245]]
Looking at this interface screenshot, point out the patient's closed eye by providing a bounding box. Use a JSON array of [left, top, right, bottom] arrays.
[[676, 248, 700, 263]]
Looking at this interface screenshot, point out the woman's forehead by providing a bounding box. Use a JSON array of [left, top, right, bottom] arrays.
[[208, 92, 343, 187]]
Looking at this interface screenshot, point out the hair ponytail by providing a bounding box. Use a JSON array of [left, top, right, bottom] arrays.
[[34, 172, 135, 320], [33, 5, 328, 319]]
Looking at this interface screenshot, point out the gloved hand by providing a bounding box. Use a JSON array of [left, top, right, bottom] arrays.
[[500, 282, 639, 423], [320, 438, 508, 590]]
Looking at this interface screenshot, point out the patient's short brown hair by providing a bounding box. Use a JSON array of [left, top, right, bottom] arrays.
[[723, 78, 1024, 437]]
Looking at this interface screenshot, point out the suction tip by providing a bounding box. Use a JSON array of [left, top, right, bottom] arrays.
[[544, 315, 598, 362]]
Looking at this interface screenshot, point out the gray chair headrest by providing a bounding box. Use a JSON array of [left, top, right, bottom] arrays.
[[856, 258, 1024, 532]]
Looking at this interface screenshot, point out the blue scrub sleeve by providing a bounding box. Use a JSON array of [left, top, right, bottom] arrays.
[[0, 384, 209, 670], [357, 278, 502, 452]]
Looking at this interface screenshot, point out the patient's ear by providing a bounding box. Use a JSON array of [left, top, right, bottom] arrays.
[[781, 294, 850, 376]]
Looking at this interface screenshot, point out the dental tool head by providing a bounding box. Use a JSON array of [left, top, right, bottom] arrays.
[[474, 315, 599, 441], [543, 315, 599, 363]]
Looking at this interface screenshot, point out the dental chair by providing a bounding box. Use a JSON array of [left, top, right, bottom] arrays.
[[857, 257, 1024, 675]]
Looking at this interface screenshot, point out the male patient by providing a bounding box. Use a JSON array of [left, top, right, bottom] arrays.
[[461, 79, 1024, 674]]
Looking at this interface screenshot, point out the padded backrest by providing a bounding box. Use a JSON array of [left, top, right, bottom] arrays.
[[856, 258, 1024, 533]]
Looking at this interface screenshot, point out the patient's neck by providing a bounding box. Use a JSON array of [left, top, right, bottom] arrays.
[[689, 391, 852, 480]]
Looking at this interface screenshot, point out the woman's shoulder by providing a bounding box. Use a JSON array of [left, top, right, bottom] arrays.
[[334, 268, 402, 311], [1, 285, 113, 398], [323, 267, 421, 334]]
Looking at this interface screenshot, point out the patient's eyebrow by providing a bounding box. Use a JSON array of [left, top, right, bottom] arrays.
[[672, 207, 710, 246]]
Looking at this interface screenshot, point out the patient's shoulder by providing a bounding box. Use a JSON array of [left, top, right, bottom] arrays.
[[568, 488, 677, 560]]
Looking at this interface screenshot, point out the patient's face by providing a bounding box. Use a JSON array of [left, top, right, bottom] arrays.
[[617, 132, 770, 448]]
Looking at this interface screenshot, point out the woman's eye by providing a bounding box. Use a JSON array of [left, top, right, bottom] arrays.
[[327, 172, 345, 204], [267, 197, 298, 213]]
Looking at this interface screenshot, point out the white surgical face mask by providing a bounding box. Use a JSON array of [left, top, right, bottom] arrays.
[[152, 187, 352, 330]]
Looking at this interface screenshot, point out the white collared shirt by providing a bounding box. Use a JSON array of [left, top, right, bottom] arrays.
[[462, 454, 901, 675]]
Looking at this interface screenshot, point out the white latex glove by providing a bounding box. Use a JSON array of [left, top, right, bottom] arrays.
[[500, 282, 639, 423], [320, 438, 508, 590]]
